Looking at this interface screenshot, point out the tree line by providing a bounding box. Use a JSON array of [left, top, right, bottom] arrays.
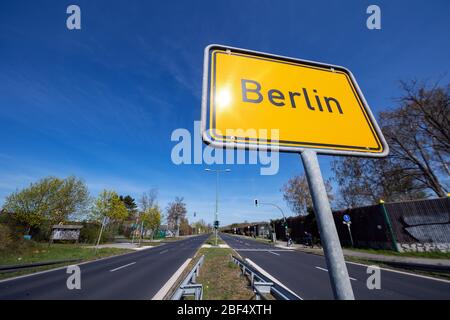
[[0, 179, 207, 243]]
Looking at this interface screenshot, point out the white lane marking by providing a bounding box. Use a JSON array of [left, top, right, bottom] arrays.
[[110, 262, 136, 272], [245, 243, 250, 246], [268, 251, 280, 256], [152, 258, 192, 300], [345, 260, 450, 284], [159, 249, 169, 254], [315, 266, 328, 272], [315, 266, 357, 281], [0, 248, 142, 284], [246, 258, 303, 300]]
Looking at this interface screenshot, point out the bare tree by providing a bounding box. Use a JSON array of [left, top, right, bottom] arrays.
[[139, 188, 158, 212], [331, 157, 426, 208], [282, 175, 333, 215], [381, 81, 449, 197], [166, 197, 187, 237], [331, 80, 449, 207]]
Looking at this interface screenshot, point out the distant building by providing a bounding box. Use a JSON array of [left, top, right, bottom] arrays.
[[159, 224, 175, 237]]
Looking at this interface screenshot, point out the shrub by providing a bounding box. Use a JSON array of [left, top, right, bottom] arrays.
[[79, 222, 113, 244], [0, 224, 13, 250]]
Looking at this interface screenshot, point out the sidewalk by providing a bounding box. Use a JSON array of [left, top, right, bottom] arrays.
[[275, 242, 450, 271]]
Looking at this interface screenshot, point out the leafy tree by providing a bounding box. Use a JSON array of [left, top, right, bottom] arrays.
[[192, 219, 209, 234], [119, 195, 138, 237], [92, 190, 128, 223], [3, 176, 90, 232], [140, 206, 162, 239], [282, 175, 333, 215], [120, 195, 138, 216], [179, 217, 192, 236], [166, 197, 187, 236]]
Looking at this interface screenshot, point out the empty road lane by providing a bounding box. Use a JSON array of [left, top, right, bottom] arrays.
[[0, 234, 209, 300], [221, 233, 450, 300]]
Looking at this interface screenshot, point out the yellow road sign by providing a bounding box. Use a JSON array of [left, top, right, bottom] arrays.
[[201, 45, 388, 156]]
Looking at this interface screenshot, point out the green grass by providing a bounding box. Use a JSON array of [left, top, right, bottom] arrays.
[[205, 234, 225, 246], [195, 247, 255, 300], [180, 234, 256, 300], [0, 242, 132, 280], [344, 247, 450, 259]]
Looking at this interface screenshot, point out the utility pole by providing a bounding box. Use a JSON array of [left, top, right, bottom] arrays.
[[138, 220, 144, 247], [205, 168, 230, 246]]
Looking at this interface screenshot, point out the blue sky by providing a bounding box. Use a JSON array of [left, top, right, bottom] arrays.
[[0, 0, 449, 225]]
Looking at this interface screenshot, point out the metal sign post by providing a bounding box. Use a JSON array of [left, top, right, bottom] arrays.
[[95, 216, 107, 253], [343, 215, 354, 247], [201, 44, 390, 300], [345, 222, 354, 247], [301, 150, 354, 300]]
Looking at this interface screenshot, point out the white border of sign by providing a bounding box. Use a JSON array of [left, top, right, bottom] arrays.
[[201, 44, 389, 157]]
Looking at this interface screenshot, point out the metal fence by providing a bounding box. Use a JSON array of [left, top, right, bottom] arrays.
[[333, 204, 392, 249], [170, 255, 204, 300], [271, 197, 450, 252]]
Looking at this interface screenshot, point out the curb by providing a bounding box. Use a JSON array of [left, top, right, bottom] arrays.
[[151, 258, 192, 300]]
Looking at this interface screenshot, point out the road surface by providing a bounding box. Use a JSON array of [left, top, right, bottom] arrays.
[[0, 234, 209, 300], [221, 233, 450, 300]]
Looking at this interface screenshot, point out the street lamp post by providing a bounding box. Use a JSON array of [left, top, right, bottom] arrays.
[[205, 168, 230, 246], [254, 199, 290, 246]]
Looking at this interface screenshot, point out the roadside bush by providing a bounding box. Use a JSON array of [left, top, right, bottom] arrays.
[[0, 211, 52, 242], [0, 224, 13, 250], [29, 221, 53, 242], [0, 221, 39, 253], [79, 222, 114, 244]]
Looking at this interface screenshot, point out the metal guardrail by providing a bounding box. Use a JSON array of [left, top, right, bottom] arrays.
[[231, 255, 300, 300], [170, 255, 205, 300], [0, 259, 82, 273]]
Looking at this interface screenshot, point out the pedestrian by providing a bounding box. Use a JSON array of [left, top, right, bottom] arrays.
[[286, 232, 292, 247], [304, 231, 313, 248]]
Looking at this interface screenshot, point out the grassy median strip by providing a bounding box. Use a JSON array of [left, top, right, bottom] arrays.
[[195, 247, 254, 300], [204, 234, 226, 246], [0, 242, 132, 280], [185, 235, 254, 300]]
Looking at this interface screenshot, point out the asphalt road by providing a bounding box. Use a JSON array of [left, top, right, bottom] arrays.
[[221, 233, 450, 300], [0, 234, 209, 300]]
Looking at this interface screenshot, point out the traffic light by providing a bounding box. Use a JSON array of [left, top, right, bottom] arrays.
[[254, 199, 258, 207], [214, 220, 219, 229]]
